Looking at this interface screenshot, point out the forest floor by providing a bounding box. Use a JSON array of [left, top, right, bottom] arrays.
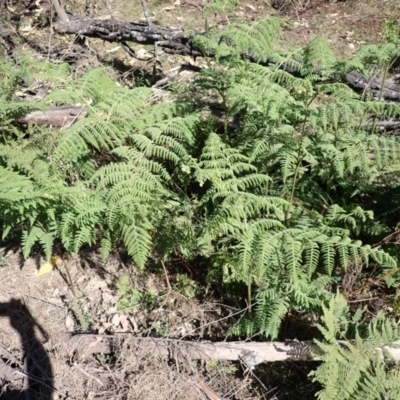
[[1, 0, 400, 399]]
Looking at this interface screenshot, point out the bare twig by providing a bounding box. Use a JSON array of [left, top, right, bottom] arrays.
[[160, 259, 172, 292], [51, 0, 69, 23], [345, 268, 399, 299], [140, 0, 151, 26], [23, 356, 32, 400], [194, 374, 226, 400], [152, 64, 202, 88]]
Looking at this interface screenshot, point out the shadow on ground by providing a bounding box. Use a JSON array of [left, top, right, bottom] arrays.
[[0, 298, 54, 400]]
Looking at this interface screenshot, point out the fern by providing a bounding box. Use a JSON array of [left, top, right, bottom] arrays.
[[302, 37, 337, 76], [53, 86, 152, 164], [1, 21, 400, 375], [229, 223, 396, 338], [311, 294, 400, 400], [44, 68, 120, 106], [191, 18, 285, 63]]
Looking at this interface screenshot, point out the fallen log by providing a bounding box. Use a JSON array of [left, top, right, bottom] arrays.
[[54, 18, 202, 57], [15, 105, 87, 128], [53, 17, 400, 102], [58, 334, 400, 366], [346, 72, 400, 101]]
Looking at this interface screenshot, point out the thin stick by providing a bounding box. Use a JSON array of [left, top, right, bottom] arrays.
[[102, 0, 113, 17], [160, 259, 171, 292], [87, 0, 94, 18], [345, 268, 398, 299], [51, 0, 69, 22], [347, 297, 380, 303], [140, 0, 151, 26], [61, 259, 76, 297]]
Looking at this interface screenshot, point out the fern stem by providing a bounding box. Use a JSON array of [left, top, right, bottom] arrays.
[[286, 157, 301, 221], [378, 62, 390, 103], [160, 259, 172, 292], [247, 268, 252, 314], [371, 61, 391, 134], [285, 119, 307, 222], [284, 94, 311, 222]]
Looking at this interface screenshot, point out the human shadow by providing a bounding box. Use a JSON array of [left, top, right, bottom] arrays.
[[0, 298, 54, 400]]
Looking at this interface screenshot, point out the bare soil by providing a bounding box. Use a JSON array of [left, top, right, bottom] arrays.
[[0, 249, 251, 399]]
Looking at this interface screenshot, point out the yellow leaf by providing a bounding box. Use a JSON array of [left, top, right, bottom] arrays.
[[34, 262, 54, 276], [34, 256, 63, 276]]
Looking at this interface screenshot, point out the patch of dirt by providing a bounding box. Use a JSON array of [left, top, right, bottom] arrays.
[[280, 0, 400, 58], [0, 249, 256, 399]]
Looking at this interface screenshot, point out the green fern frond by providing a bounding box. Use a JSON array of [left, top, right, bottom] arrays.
[[0, 98, 42, 121], [92, 163, 168, 197], [121, 222, 152, 270], [0, 167, 37, 202], [22, 226, 55, 259], [311, 294, 400, 400], [111, 147, 172, 181], [302, 37, 336, 76], [227, 222, 396, 339], [56, 190, 107, 254], [100, 234, 113, 261], [191, 18, 285, 65], [352, 43, 398, 69], [72, 225, 96, 253], [304, 241, 320, 278], [315, 82, 359, 102], [217, 19, 284, 62], [17, 56, 71, 85], [45, 68, 121, 106]]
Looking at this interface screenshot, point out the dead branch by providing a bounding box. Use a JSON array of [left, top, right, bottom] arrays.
[[15, 105, 87, 128], [11, 102, 400, 132], [54, 18, 202, 57], [58, 334, 400, 363], [140, 0, 151, 26], [152, 64, 202, 88], [51, 0, 70, 23], [346, 72, 400, 101], [361, 120, 400, 129]]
